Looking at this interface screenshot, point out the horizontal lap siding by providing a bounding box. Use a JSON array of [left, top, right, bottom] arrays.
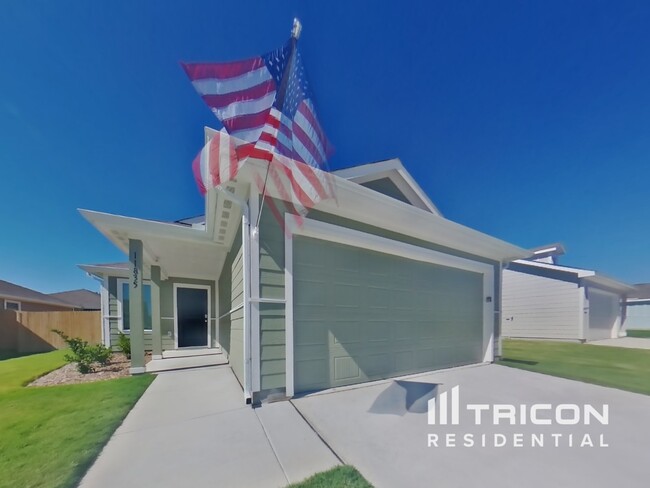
[[230, 243, 245, 385], [257, 200, 499, 397], [108, 276, 215, 352], [219, 223, 243, 386], [259, 209, 286, 392], [502, 269, 581, 340], [587, 289, 620, 341], [293, 237, 484, 392], [626, 302, 650, 329]]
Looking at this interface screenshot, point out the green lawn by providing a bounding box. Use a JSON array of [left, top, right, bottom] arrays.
[[0, 350, 154, 488], [626, 329, 650, 338], [288, 466, 373, 488], [499, 339, 650, 395]]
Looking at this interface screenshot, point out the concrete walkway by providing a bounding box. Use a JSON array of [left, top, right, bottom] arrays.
[[590, 337, 650, 350], [80, 366, 339, 488], [145, 352, 228, 373]]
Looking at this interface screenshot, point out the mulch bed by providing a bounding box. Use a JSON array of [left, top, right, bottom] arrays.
[[29, 353, 151, 387]]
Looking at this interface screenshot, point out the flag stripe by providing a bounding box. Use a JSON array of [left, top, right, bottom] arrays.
[[182, 58, 266, 80], [293, 121, 327, 166], [222, 111, 271, 135], [202, 80, 276, 110], [211, 91, 276, 121], [191, 66, 272, 95], [293, 159, 329, 199], [294, 108, 327, 161], [183, 40, 334, 223]]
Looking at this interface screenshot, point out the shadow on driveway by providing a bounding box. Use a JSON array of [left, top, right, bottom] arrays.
[[368, 380, 439, 416]]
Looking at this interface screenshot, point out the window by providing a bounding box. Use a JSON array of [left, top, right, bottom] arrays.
[[4, 300, 21, 311], [117, 280, 152, 331]]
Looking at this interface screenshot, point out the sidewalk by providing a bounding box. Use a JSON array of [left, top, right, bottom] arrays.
[[79, 366, 339, 488], [590, 337, 650, 350]]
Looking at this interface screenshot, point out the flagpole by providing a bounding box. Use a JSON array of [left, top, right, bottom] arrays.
[[254, 18, 302, 233]]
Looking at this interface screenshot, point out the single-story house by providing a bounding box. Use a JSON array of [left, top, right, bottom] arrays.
[[48, 289, 101, 311], [80, 150, 529, 404], [625, 283, 650, 330], [502, 244, 635, 341], [0, 279, 77, 312]]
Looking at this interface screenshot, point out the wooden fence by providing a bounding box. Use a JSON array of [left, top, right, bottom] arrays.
[[0, 310, 102, 354]]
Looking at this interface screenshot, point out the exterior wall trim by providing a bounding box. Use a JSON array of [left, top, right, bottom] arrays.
[[100, 275, 110, 346], [4, 299, 21, 311], [249, 190, 261, 394], [284, 215, 495, 398], [578, 286, 587, 341], [173, 283, 212, 349]]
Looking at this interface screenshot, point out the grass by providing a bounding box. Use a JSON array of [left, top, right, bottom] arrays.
[[0, 349, 68, 393], [0, 350, 155, 488], [626, 329, 650, 338], [499, 339, 650, 396], [288, 466, 373, 488], [0, 350, 48, 361]]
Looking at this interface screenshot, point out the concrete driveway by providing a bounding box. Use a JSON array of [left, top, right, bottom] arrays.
[[80, 366, 338, 488], [293, 364, 650, 488], [590, 337, 650, 350]]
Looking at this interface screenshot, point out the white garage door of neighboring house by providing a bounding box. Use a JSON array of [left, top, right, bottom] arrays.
[[292, 234, 490, 394], [588, 289, 620, 341]]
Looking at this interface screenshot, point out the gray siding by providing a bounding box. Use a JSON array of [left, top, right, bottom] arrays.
[[587, 288, 619, 341], [107, 277, 153, 351], [626, 301, 650, 329], [259, 208, 286, 391], [257, 199, 500, 396], [293, 236, 484, 393], [502, 269, 582, 340], [219, 223, 244, 386], [107, 276, 215, 352]]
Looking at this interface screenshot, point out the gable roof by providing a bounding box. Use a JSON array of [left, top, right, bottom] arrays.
[[48, 289, 101, 310], [0, 279, 76, 309], [333, 159, 441, 215]]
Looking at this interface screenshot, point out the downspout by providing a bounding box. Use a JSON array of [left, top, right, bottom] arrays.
[[214, 188, 253, 404]]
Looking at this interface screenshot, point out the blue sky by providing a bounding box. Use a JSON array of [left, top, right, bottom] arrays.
[[1, 0, 649, 293]]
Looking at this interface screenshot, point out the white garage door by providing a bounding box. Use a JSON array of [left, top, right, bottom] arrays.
[[588, 288, 620, 341], [293, 236, 489, 394]]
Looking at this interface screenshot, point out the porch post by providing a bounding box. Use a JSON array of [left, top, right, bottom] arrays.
[[128, 239, 146, 374], [151, 265, 163, 359]]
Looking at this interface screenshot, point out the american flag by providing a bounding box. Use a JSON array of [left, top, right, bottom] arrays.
[[182, 34, 333, 216], [191, 129, 239, 194]]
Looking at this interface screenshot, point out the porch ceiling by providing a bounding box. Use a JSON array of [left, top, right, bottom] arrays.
[[79, 209, 229, 281]]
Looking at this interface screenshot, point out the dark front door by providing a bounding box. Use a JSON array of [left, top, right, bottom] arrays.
[[177, 287, 209, 347]]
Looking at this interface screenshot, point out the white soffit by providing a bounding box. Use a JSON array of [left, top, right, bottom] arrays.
[[78, 209, 229, 282]]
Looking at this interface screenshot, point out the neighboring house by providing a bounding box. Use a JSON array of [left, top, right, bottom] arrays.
[[0, 279, 76, 312], [48, 289, 101, 310], [502, 245, 635, 342], [625, 283, 650, 330], [80, 152, 529, 404]]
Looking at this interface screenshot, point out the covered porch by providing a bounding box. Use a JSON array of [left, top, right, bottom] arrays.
[[79, 183, 248, 374]]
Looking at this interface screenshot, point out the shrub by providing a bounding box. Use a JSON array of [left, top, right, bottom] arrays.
[[117, 332, 131, 359], [53, 330, 113, 373]]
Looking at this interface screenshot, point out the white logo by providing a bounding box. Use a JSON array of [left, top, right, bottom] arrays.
[[428, 385, 460, 425], [426, 385, 609, 448]]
